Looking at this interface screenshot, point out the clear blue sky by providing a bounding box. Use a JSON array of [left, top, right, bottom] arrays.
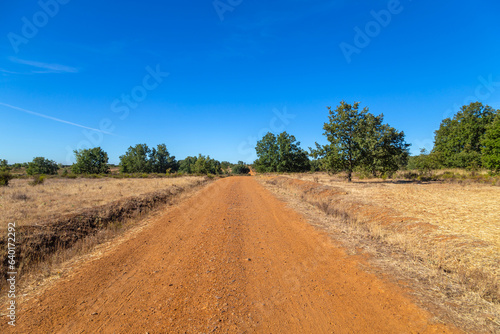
[[1, 0, 499, 164]]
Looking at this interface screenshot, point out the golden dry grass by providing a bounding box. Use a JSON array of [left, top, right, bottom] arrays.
[[293, 172, 500, 254], [0, 176, 205, 229]]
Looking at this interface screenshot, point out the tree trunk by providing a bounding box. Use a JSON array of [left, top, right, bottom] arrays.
[[347, 170, 352, 182]]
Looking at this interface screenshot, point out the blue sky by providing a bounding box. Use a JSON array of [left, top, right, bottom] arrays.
[[1, 0, 499, 164]]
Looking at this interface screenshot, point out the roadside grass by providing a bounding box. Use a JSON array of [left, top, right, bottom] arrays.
[[259, 175, 500, 332], [0, 176, 206, 229], [291, 172, 500, 251]]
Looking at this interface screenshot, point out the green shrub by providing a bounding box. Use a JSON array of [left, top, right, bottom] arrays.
[[0, 171, 13, 186], [26, 157, 59, 175], [440, 171, 455, 179], [231, 162, 250, 175], [0, 159, 8, 171], [401, 171, 418, 179], [29, 174, 46, 186], [72, 147, 110, 174]]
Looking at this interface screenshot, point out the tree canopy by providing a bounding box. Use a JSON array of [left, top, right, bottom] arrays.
[[72, 147, 110, 174], [0, 159, 8, 172], [26, 157, 59, 175], [119, 144, 178, 173], [179, 156, 198, 174], [481, 112, 500, 172], [194, 154, 222, 175], [178, 155, 223, 175], [433, 102, 498, 168], [254, 132, 310, 173], [311, 101, 409, 181], [149, 144, 178, 173]]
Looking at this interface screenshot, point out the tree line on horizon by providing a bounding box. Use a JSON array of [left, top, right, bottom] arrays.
[[253, 100, 500, 180], [1, 100, 499, 185], [0, 145, 250, 185], [254, 101, 411, 182]]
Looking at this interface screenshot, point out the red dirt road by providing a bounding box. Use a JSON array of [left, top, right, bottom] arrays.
[[3, 177, 456, 333]]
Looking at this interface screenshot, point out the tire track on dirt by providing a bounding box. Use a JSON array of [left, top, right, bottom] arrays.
[[1, 177, 457, 333]]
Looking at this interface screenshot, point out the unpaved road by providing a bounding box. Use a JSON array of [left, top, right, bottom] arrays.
[[3, 177, 456, 333]]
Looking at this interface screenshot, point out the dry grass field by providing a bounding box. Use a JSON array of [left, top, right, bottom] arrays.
[[0, 176, 206, 230], [295, 172, 500, 253]]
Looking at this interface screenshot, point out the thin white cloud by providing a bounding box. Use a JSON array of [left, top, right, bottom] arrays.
[[0, 68, 27, 75], [0, 102, 115, 135], [8, 57, 79, 73]]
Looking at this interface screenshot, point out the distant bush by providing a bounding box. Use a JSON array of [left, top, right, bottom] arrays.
[[231, 161, 250, 175], [119, 143, 178, 173], [11, 163, 22, 170], [407, 149, 442, 176], [255, 132, 310, 173], [72, 147, 110, 174], [354, 169, 375, 180], [401, 171, 419, 180], [440, 171, 455, 179], [0, 159, 9, 172], [29, 174, 46, 186], [26, 157, 59, 175], [0, 171, 13, 186], [179, 154, 223, 175]]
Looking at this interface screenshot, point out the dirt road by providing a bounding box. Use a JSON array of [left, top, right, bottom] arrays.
[[3, 177, 456, 333]]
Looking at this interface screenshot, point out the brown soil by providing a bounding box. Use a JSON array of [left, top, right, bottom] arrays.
[[1, 177, 458, 333]]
